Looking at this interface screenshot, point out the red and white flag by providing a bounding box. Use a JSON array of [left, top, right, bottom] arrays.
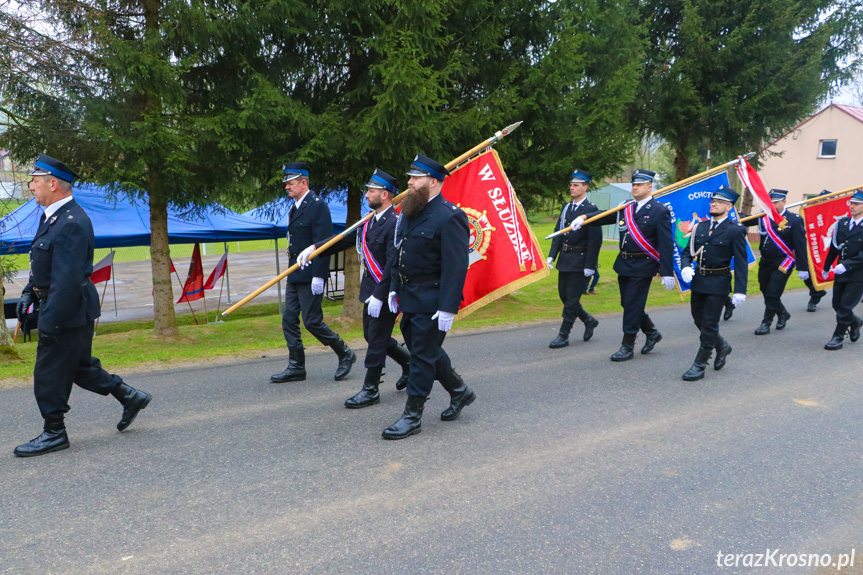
[[204, 252, 228, 290], [438, 149, 549, 316], [177, 244, 205, 303], [735, 157, 783, 225], [91, 251, 114, 284]]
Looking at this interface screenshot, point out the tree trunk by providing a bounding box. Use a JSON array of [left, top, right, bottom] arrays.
[[674, 145, 689, 182], [149, 192, 179, 336], [341, 186, 363, 320], [0, 284, 19, 359]]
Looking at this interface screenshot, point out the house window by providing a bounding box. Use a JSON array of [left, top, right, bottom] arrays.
[[818, 139, 837, 158]]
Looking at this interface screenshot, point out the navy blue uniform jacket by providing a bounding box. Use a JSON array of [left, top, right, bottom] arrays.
[[287, 193, 333, 283], [548, 200, 603, 272], [825, 217, 863, 283], [745, 210, 809, 271], [26, 199, 101, 333], [583, 199, 674, 278], [390, 194, 469, 314], [680, 219, 749, 295]]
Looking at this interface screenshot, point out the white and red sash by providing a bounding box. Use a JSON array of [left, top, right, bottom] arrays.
[[623, 202, 660, 262], [361, 219, 384, 283], [761, 217, 795, 272]]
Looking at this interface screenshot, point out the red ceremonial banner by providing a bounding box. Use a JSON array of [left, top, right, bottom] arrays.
[[800, 195, 851, 290], [177, 243, 205, 303], [439, 149, 548, 316]]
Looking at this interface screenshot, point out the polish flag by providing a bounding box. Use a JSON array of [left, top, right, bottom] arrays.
[[91, 251, 114, 284], [204, 252, 228, 290]]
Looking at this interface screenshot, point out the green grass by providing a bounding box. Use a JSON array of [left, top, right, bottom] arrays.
[[0, 222, 807, 385]]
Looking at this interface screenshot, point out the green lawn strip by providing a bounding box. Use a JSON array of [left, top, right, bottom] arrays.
[[0, 221, 807, 385]]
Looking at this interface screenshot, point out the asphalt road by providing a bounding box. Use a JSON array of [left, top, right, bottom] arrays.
[[1, 290, 862, 575]]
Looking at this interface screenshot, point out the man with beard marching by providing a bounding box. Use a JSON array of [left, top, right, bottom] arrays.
[[383, 154, 474, 439], [821, 190, 863, 350], [14, 155, 152, 457], [679, 186, 748, 381], [270, 162, 357, 384], [741, 189, 809, 335], [570, 169, 676, 361], [546, 168, 602, 348], [296, 168, 411, 406]]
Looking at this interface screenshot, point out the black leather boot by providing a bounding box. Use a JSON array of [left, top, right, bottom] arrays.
[[640, 315, 662, 354], [549, 320, 573, 348], [345, 367, 382, 409], [387, 341, 411, 391], [382, 395, 425, 439], [271, 348, 306, 383], [776, 309, 791, 330], [583, 315, 599, 341], [332, 338, 357, 381], [111, 382, 152, 432], [611, 333, 636, 362], [808, 290, 827, 312], [825, 325, 847, 350], [682, 346, 713, 381], [714, 337, 732, 371], [723, 301, 735, 321], [850, 318, 863, 343], [439, 368, 476, 421], [754, 314, 772, 335], [14, 419, 69, 457]]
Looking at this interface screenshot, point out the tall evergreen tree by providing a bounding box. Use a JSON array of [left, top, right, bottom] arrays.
[[634, 0, 863, 181]]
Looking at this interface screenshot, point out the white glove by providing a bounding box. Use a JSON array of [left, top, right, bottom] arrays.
[[822, 269, 831, 280], [388, 291, 399, 314], [311, 277, 325, 295], [834, 263, 847, 275], [661, 276, 676, 290], [797, 271, 810, 281], [731, 293, 746, 307], [547, 257, 555, 270], [584, 268, 595, 277], [297, 245, 316, 268], [365, 295, 383, 318], [431, 310, 454, 332], [681, 267, 695, 283], [569, 216, 585, 232]]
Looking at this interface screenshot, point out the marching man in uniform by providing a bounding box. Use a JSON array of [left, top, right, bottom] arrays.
[[383, 154, 475, 440], [822, 190, 863, 350], [679, 186, 748, 381], [570, 169, 676, 361], [297, 168, 411, 407], [546, 168, 603, 348]]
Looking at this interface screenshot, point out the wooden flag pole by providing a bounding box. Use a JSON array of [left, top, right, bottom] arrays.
[[222, 121, 524, 317], [738, 185, 861, 224], [545, 153, 756, 241]]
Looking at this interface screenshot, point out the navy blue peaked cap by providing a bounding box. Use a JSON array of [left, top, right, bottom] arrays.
[[283, 162, 310, 182], [768, 189, 788, 200], [406, 154, 449, 181], [366, 168, 398, 194], [30, 154, 79, 183], [712, 185, 740, 204], [631, 169, 656, 184], [570, 169, 592, 183]]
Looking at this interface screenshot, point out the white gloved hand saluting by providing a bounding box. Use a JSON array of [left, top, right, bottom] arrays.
[[388, 291, 399, 314], [365, 295, 383, 318], [681, 267, 695, 283], [311, 277, 325, 295], [834, 263, 847, 275], [661, 276, 676, 290], [569, 216, 585, 232], [731, 293, 746, 307], [798, 271, 810, 281], [584, 269, 595, 277], [431, 310, 454, 332], [547, 257, 555, 270], [297, 245, 316, 269]]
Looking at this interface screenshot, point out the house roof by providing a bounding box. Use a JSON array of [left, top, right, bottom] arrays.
[[835, 104, 863, 124], [765, 103, 863, 149]]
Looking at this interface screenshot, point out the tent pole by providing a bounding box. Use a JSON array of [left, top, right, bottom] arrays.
[[223, 242, 231, 304], [111, 250, 118, 317]]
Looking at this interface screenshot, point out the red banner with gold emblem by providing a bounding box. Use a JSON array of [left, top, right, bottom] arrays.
[[439, 149, 548, 316], [800, 195, 851, 290]]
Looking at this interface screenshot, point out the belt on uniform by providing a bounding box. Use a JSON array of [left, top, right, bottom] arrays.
[[698, 266, 731, 276], [399, 273, 440, 285], [562, 244, 587, 253], [32, 287, 49, 300], [621, 251, 651, 260]]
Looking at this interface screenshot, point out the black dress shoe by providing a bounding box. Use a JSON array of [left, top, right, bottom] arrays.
[[723, 305, 734, 321], [776, 311, 791, 330], [754, 322, 771, 335], [382, 396, 425, 440], [583, 317, 599, 341], [714, 339, 732, 371], [111, 383, 152, 432], [807, 301, 817, 312], [14, 423, 69, 457], [610, 344, 634, 362], [850, 319, 863, 343], [549, 333, 569, 349], [824, 335, 844, 350], [641, 331, 662, 354]]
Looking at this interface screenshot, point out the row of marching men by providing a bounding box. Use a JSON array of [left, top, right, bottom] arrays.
[[553, 168, 863, 383]]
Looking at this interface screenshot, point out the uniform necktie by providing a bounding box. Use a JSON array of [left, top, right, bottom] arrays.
[[709, 221, 716, 235], [368, 215, 374, 232]]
